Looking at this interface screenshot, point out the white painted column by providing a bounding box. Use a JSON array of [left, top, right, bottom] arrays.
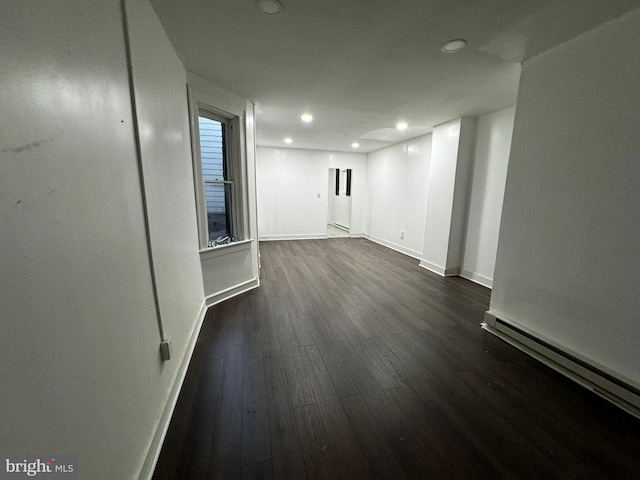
[[420, 117, 476, 275]]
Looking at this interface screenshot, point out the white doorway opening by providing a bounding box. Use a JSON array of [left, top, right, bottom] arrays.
[[327, 168, 351, 237]]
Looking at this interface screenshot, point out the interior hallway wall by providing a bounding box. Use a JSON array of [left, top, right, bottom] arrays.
[[256, 147, 367, 239], [489, 8, 640, 388], [420, 118, 477, 275], [461, 106, 516, 287], [365, 135, 432, 258], [256, 110, 514, 288], [0, 1, 207, 478]]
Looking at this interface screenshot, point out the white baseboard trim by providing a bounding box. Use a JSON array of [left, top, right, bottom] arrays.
[[483, 311, 498, 328], [418, 260, 444, 276], [364, 234, 423, 260], [418, 260, 464, 277], [138, 277, 262, 479], [482, 312, 640, 419], [349, 232, 365, 238], [444, 266, 461, 276], [137, 299, 208, 480], [205, 277, 260, 307], [460, 269, 493, 288], [259, 233, 328, 241]]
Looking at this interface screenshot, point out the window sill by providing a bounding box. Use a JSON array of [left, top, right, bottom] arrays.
[[199, 239, 252, 260]]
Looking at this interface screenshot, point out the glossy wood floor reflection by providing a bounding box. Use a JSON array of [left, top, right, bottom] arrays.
[[153, 238, 640, 480]]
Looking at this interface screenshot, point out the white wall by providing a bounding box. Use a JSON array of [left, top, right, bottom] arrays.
[[489, 9, 640, 388], [420, 118, 476, 274], [366, 135, 432, 258], [0, 1, 220, 478], [128, 0, 205, 353], [256, 113, 513, 286], [256, 147, 367, 239], [127, 2, 210, 476], [446, 117, 476, 270], [461, 107, 516, 287], [187, 74, 261, 305]]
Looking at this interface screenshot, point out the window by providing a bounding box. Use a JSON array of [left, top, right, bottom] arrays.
[[198, 111, 234, 245], [188, 80, 251, 251], [191, 105, 245, 249]]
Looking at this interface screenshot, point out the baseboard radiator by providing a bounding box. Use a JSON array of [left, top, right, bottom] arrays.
[[482, 313, 640, 419]]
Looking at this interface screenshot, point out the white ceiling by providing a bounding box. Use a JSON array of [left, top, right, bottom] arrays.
[[149, 0, 640, 153]]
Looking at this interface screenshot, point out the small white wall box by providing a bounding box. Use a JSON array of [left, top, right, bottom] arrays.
[[160, 338, 172, 361]]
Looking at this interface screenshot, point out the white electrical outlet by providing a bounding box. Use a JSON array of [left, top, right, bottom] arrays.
[[400, 230, 405, 239]]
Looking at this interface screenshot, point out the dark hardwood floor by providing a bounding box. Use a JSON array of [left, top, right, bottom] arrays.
[[153, 238, 640, 479]]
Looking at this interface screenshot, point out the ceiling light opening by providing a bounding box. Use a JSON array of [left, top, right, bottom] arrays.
[[301, 113, 313, 123], [284, 137, 293, 144], [256, 0, 283, 15], [441, 39, 467, 54], [396, 122, 408, 131], [351, 142, 360, 149]]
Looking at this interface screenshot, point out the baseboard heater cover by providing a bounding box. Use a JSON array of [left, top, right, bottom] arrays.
[[482, 313, 640, 419]]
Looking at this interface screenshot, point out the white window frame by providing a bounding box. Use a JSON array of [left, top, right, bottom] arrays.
[[188, 84, 247, 250]]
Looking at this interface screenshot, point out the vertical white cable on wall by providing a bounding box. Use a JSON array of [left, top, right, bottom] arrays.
[[120, 0, 166, 343]]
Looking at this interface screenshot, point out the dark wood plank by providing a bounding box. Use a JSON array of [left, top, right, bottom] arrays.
[[338, 308, 400, 390], [208, 343, 244, 480], [413, 376, 584, 478], [287, 309, 315, 347], [241, 459, 274, 480], [173, 357, 224, 479], [340, 394, 407, 480], [263, 349, 308, 480], [333, 339, 437, 479], [299, 344, 373, 479], [275, 311, 316, 407], [151, 376, 201, 480], [378, 333, 435, 382], [384, 383, 502, 478], [302, 310, 359, 398], [365, 335, 420, 387], [260, 298, 281, 352], [293, 403, 341, 480], [241, 331, 271, 466], [154, 238, 640, 480]]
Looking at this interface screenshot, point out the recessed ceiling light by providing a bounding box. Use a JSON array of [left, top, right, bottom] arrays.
[[284, 137, 293, 144], [351, 142, 360, 149], [256, 0, 283, 15], [396, 122, 408, 131], [441, 39, 467, 54], [301, 113, 313, 123]]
